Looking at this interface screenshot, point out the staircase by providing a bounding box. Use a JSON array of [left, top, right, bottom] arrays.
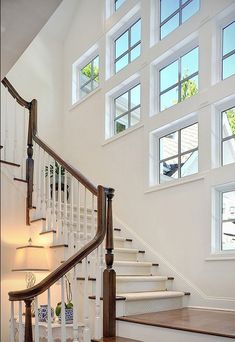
[[1, 78, 234, 342]]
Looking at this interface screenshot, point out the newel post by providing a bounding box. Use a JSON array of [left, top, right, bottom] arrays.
[[103, 188, 116, 337], [26, 99, 37, 225], [24, 299, 33, 342]]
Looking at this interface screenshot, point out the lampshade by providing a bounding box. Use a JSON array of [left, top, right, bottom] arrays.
[[12, 244, 49, 272]]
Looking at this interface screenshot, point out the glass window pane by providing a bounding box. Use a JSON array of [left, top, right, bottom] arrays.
[[130, 44, 141, 62], [80, 82, 92, 98], [181, 124, 198, 153], [222, 191, 235, 251], [115, 114, 129, 134], [131, 107, 140, 126], [160, 131, 178, 160], [115, 31, 128, 59], [80, 62, 92, 86], [93, 56, 99, 78], [160, 86, 179, 111], [181, 47, 199, 79], [223, 21, 235, 56], [182, 0, 200, 23], [131, 20, 141, 46], [161, 13, 179, 39], [115, 92, 129, 117], [92, 79, 99, 90], [130, 84, 140, 109], [181, 150, 198, 177], [115, 54, 129, 73], [160, 0, 179, 22], [223, 54, 235, 79], [181, 75, 198, 101], [223, 138, 235, 165], [160, 158, 179, 183], [160, 60, 178, 92], [115, 0, 126, 11], [222, 108, 235, 138]]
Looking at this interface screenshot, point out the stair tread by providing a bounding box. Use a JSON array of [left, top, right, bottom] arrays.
[[114, 248, 139, 253], [116, 308, 235, 339], [92, 337, 143, 342], [117, 275, 168, 282], [117, 290, 185, 301], [0, 159, 20, 167]]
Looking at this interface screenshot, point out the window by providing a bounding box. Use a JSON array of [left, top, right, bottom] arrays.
[[222, 21, 235, 79], [159, 47, 199, 111], [221, 106, 235, 165], [113, 84, 141, 135], [115, 0, 126, 11], [80, 56, 99, 98], [159, 123, 198, 183], [115, 19, 141, 73], [160, 0, 200, 39], [221, 190, 235, 251]]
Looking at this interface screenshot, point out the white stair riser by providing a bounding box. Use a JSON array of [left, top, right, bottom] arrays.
[[117, 321, 230, 342], [117, 279, 168, 293], [114, 264, 153, 276], [123, 296, 184, 315], [114, 239, 132, 248], [114, 251, 138, 262]]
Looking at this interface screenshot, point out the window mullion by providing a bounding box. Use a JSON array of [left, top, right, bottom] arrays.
[[178, 129, 181, 179], [178, 57, 181, 104]]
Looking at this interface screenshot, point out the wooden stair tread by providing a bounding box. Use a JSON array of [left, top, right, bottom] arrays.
[[14, 177, 28, 183], [116, 290, 185, 301], [116, 308, 235, 339], [0, 160, 20, 167], [91, 337, 143, 342]]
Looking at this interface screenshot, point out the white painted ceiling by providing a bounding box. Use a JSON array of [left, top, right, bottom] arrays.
[[1, 0, 63, 79]]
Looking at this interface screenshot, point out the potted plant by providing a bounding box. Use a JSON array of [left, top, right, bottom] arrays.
[[45, 161, 69, 200], [55, 275, 73, 323]]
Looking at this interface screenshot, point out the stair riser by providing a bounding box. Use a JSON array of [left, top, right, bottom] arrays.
[[114, 265, 152, 276], [117, 280, 168, 293], [123, 296, 184, 316], [114, 240, 132, 248], [114, 251, 139, 262]]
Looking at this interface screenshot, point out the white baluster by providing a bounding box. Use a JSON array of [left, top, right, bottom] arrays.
[[52, 159, 56, 230], [4, 89, 9, 161], [37, 147, 42, 217], [47, 288, 53, 341], [76, 182, 81, 251], [46, 154, 52, 231], [73, 267, 79, 341], [57, 164, 62, 244], [10, 301, 15, 342], [61, 276, 66, 341], [42, 150, 47, 224], [84, 188, 88, 244], [34, 297, 39, 342], [83, 256, 90, 342], [13, 99, 17, 163], [94, 244, 102, 339], [69, 178, 75, 257], [18, 301, 23, 342], [33, 144, 39, 210], [63, 171, 68, 244]]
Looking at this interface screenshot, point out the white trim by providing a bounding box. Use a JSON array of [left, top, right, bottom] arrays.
[[102, 122, 144, 146], [69, 87, 102, 111]]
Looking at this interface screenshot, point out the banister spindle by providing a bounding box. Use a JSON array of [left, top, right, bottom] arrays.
[[103, 188, 116, 337], [24, 299, 33, 342]]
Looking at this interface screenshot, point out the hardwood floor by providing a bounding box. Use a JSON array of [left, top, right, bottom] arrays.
[[117, 308, 235, 339], [91, 337, 143, 342]]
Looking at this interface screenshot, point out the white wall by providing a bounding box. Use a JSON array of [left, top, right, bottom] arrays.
[[63, 0, 235, 308]]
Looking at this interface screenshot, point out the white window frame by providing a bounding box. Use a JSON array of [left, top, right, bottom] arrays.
[[212, 183, 235, 256], [105, 75, 141, 140], [149, 113, 198, 186], [72, 45, 99, 105], [222, 20, 235, 80], [105, 4, 141, 79]]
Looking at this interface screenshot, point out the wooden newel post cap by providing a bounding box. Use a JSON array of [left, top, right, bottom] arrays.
[[106, 188, 115, 199]]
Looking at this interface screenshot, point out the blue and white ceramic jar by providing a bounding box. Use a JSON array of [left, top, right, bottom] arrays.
[[38, 305, 54, 322], [59, 308, 73, 323]]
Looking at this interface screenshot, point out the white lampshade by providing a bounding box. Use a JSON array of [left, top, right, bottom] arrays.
[[12, 244, 49, 272]]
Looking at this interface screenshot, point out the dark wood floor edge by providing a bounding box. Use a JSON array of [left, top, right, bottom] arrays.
[[89, 295, 126, 301], [14, 177, 28, 183], [0, 160, 20, 167], [116, 317, 235, 339]]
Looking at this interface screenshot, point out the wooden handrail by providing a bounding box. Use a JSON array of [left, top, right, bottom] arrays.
[[33, 134, 98, 196], [2, 77, 31, 109], [9, 185, 106, 301]]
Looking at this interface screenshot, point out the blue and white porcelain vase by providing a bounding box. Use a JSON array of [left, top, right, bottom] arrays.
[[38, 305, 54, 322], [59, 308, 73, 323]]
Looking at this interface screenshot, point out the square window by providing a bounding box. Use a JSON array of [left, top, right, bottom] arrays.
[[115, 0, 126, 11], [159, 123, 198, 183], [114, 20, 141, 73], [79, 56, 99, 99], [222, 21, 235, 79], [113, 83, 141, 136], [159, 47, 199, 111], [160, 0, 200, 39], [221, 107, 235, 166]]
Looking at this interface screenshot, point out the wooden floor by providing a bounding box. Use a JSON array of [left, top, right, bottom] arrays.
[[117, 308, 235, 339]]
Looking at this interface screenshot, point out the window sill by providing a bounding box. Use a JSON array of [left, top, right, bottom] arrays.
[[102, 123, 144, 146], [146, 171, 208, 194], [205, 253, 235, 261], [70, 86, 101, 111]]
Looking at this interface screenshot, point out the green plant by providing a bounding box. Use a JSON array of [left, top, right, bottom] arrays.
[[45, 161, 65, 178], [55, 275, 73, 317]]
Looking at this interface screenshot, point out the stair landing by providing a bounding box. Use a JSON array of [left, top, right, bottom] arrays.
[[117, 308, 235, 339], [92, 337, 143, 342]]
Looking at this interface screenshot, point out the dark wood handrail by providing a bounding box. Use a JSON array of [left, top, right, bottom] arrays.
[[2, 77, 31, 109], [9, 185, 106, 301], [33, 134, 98, 196]]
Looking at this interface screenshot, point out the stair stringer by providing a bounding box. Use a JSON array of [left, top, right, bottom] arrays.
[[114, 216, 235, 311]]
